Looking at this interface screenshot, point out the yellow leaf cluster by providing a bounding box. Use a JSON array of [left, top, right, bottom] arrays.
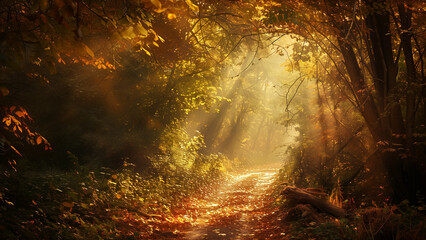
[[185, 0, 199, 12]]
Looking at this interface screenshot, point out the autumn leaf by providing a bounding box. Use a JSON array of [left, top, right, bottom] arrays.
[[150, 0, 162, 9], [140, 47, 151, 56], [158, 35, 165, 42], [36, 136, 43, 145], [136, 23, 148, 36], [122, 26, 136, 39], [154, 8, 167, 13], [15, 111, 25, 118], [167, 13, 176, 20], [9, 145, 22, 156], [3, 117, 11, 126], [185, 0, 199, 12], [82, 43, 95, 58], [62, 202, 74, 208], [80, 203, 89, 209]]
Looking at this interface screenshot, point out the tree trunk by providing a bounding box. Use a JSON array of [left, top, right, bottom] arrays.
[[366, 0, 405, 138], [337, 2, 422, 202], [281, 186, 345, 218], [398, 3, 417, 153], [338, 38, 384, 142]]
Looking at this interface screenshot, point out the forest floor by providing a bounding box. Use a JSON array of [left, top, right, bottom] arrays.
[[3, 163, 424, 239], [161, 164, 286, 239], [1, 163, 289, 240]]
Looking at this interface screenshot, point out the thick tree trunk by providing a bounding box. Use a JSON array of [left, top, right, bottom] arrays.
[[338, 38, 384, 142], [398, 4, 417, 153], [336, 2, 423, 202], [366, 0, 405, 137]]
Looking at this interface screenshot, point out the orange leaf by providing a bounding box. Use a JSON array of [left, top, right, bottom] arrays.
[[10, 145, 22, 156], [36, 136, 43, 145], [80, 203, 89, 209], [3, 117, 11, 126], [82, 43, 95, 58], [154, 8, 167, 13], [62, 202, 74, 208], [167, 13, 176, 19], [150, 0, 161, 9], [185, 0, 199, 12], [15, 111, 25, 118]]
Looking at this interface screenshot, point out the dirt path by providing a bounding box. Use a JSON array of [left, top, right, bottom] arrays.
[[181, 167, 279, 240]]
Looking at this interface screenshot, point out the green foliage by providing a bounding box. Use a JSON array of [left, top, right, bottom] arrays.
[[0, 158, 226, 239], [0, 0, 252, 170], [152, 124, 229, 188]]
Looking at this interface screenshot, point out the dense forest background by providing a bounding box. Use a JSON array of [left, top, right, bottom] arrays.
[[1, 0, 425, 239]]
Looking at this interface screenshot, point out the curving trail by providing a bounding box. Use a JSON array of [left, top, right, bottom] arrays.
[[181, 166, 280, 240]]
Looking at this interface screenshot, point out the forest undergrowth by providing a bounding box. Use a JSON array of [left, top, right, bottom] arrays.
[[0, 156, 228, 239], [266, 168, 426, 240]]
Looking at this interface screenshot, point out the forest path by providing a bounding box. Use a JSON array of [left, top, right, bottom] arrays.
[[181, 165, 280, 239]]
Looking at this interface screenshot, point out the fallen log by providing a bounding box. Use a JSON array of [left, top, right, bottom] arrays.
[[281, 186, 345, 218]]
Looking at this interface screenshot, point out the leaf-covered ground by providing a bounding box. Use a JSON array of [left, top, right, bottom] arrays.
[[1, 164, 286, 240], [181, 167, 280, 239], [134, 164, 287, 240], [2, 164, 424, 239]]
